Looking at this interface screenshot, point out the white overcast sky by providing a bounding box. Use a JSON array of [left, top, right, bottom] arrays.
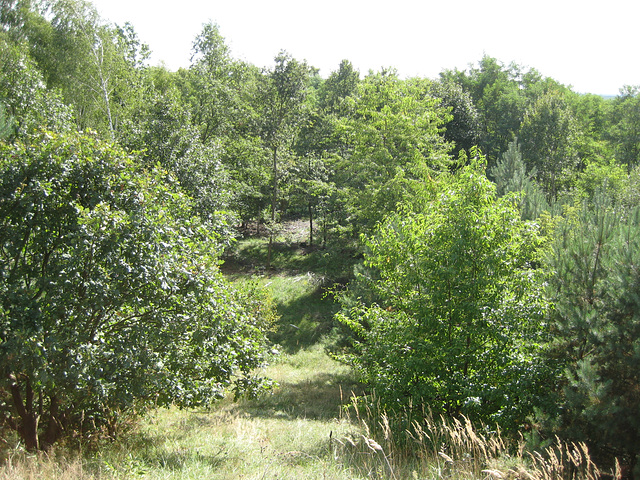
[[90, 0, 639, 96]]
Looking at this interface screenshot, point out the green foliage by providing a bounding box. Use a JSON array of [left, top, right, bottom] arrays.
[[120, 73, 195, 164], [0, 101, 15, 140], [257, 51, 312, 156], [607, 85, 640, 169], [0, 130, 275, 449], [543, 199, 640, 471], [440, 56, 568, 163], [568, 92, 613, 165], [333, 71, 453, 233], [571, 157, 628, 205], [440, 57, 527, 161], [3, 0, 640, 462], [519, 92, 582, 198], [337, 157, 548, 429], [0, 31, 74, 136], [253, 51, 313, 264], [186, 22, 249, 144], [317, 59, 360, 116], [429, 78, 481, 157], [1, 0, 149, 138]]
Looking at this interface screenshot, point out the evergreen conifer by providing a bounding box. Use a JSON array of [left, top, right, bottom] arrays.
[[545, 197, 640, 474], [490, 139, 549, 220]]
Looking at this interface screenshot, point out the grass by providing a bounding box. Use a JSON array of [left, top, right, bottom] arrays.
[[241, 272, 340, 352], [0, 223, 623, 479], [228, 224, 352, 352], [222, 219, 359, 284], [1, 344, 361, 480]]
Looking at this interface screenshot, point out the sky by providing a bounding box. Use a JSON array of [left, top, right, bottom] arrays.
[[90, 0, 639, 96]]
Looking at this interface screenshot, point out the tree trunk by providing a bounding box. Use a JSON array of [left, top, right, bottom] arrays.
[[41, 395, 63, 449], [268, 146, 278, 269], [271, 145, 278, 223], [308, 203, 313, 246], [9, 374, 39, 451]]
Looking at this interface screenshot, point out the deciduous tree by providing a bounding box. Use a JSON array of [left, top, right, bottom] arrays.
[[519, 92, 581, 198], [607, 85, 640, 169], [338, 155, 547, 429], [255, 51, 312, 265], [334, 71, 452, 233], [0, 131, 275, 450]]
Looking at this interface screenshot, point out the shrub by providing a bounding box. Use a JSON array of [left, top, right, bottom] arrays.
[[337, 157, 549, 430], [0, 130, 274, 449]]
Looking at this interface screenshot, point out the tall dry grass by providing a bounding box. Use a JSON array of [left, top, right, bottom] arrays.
[[330, 394, 622, 480], [0, 347, 622, 480], [0, 397, 623, 480], [0, 448, 101, 480]]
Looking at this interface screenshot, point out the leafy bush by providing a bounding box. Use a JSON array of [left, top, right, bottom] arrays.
[[337, 157, 549, 430], [0, 130, 275, 450]]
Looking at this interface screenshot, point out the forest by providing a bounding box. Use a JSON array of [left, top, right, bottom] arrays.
[[1, 0, 640, 478]]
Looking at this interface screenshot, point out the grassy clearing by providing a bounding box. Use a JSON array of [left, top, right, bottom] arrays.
[[242, 272, 340, 352], [223, 219, 359, 283], [229, 227, 350, 352]]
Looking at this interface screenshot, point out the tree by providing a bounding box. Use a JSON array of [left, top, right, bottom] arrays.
[[0, 131, 275, 450], [440, 56, 567, 164], [255, 51, 312, 265], [287, 60, 359, 246], [519, 92, 581, 198], [318, 59, 360, 117], [337, 155, 547, 429], [440, 56, 528, 161], [119, 70, 237, 227], [185, 22, 246, 144], [490, 139, 549, 220], [0, 102, 15, 140], [120, 69, 195, 165], [2, 0, 148, 138], [334, 71, 452, 233], [543, 200, 640, 475], [607, 85, 640, 169], [0, 31, 74, 137], [429, 79, 481, 157], [48, 2, 148, 138], [570, 157, 628, 206], [569, 92, 612, 165]]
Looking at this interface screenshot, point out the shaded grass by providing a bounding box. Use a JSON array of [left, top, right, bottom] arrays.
[[223, 225, 357, 353], [244, 343, 363, 421], [0, 342, 363, 480], [1, 400, 622, 480], [108, 344, 362, 479], [223, 225, 360, 284]]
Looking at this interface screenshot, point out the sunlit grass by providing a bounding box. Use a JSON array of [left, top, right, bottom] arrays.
[[232, 270, 340, 352]]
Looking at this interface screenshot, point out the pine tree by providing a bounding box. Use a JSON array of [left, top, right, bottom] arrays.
[[545, 198, 640, 475], [490, 139, 548, 220]]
